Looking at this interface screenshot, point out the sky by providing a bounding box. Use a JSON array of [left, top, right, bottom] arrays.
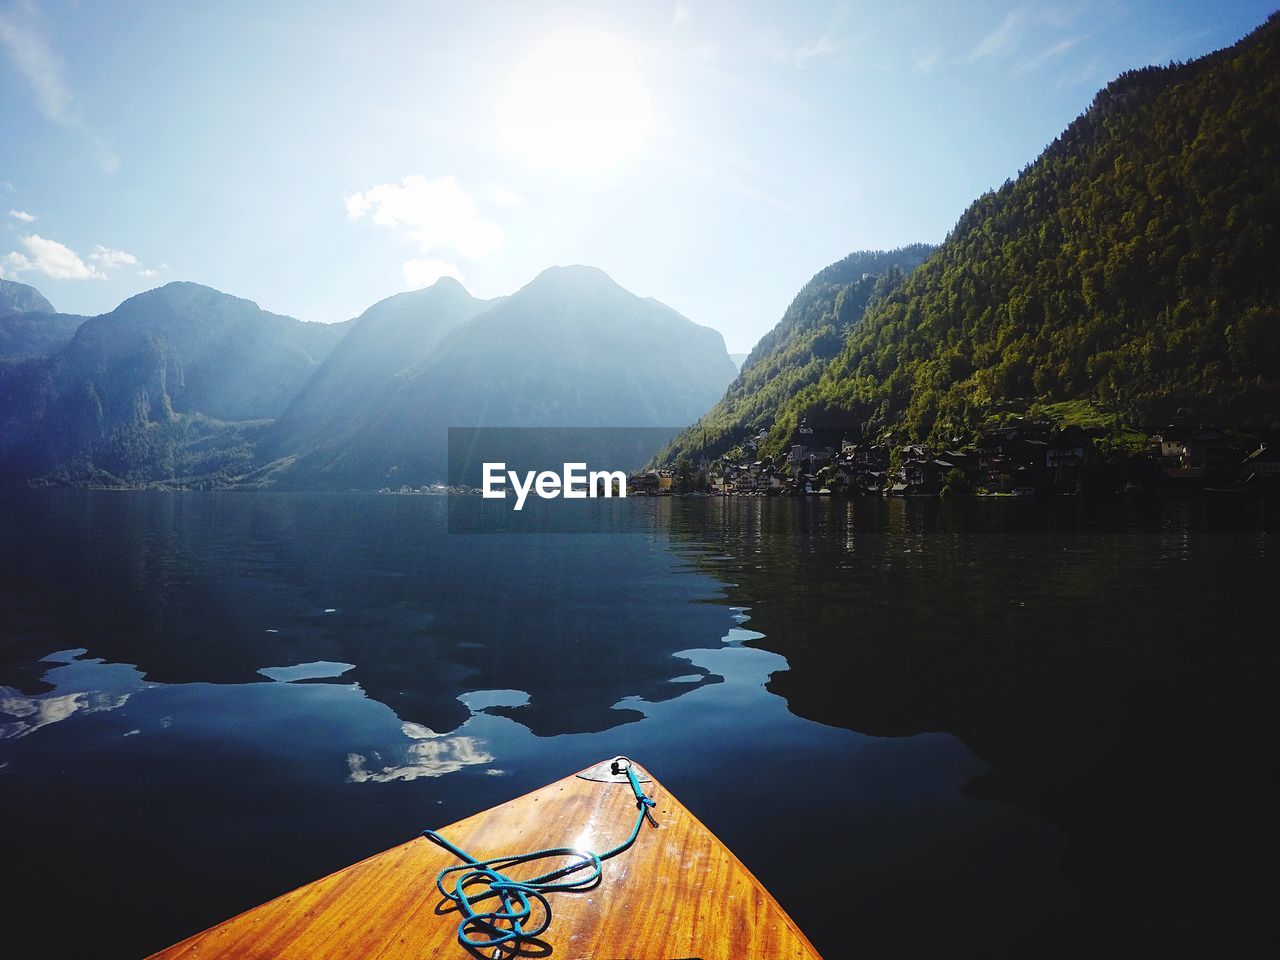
[[1, 1, 1274, 352]]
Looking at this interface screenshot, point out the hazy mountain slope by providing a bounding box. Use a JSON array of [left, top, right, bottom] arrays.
[[0, 279, 84, 359], [0, 312, 86, 360], [769, 13, 1280, 449], [287, 265, 737, 488], [267, 277, 491, 456], [663, 245, 934, 461], [0, 278, 55, 315], [0, 282, 349, 485]]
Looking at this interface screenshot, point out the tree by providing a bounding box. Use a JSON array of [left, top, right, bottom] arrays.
[[940, 467, 973, 497], [674, 456, 694, 494]]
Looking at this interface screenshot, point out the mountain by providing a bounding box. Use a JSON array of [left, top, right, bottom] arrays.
[[662, 245, 934, 462], [0, 282, 349, 485], [766, 13, 1280, 452], [277, 265, 737, 488], [265, 277, 492, 457], [0, 279, 84, 359], [0, 278, 55, 315]]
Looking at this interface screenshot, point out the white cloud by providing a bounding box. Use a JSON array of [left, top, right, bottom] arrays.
[[1015, 35, 1083, 73], [0, 13, 74, 123], [344, 174, 503, 260], [7, 209, 35, 223], [672, 2, 690, 26], [488, 186, 526, 209], [795, 34, 838, 67], [1, 689, 130, 740], [968, 7, 1032, 61], [89, 245, 138, 268], [347, 735, 493, 783], [2, 234, 104, 280], [0, 10, 118, 171], [402, 257, 464, 290], [912, 50, 941, 74]]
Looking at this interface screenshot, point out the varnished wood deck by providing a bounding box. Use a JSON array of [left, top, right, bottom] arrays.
[[149, 759, 822, 959]]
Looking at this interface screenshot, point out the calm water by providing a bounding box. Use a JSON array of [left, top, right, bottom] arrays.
[[1, 491, 1276, 957]]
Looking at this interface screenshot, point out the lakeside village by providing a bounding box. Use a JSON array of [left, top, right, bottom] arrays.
[[633, 417, 1280, 498]]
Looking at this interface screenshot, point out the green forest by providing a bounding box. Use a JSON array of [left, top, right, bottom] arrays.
[[761, 13, 1280, 455], [666, 12, 1280, 465], [661, 244, 934, 462]]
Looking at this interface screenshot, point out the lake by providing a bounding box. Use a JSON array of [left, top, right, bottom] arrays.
[[1, 490, 1276, 957]]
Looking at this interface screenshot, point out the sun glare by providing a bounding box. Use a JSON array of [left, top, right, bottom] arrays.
[[500, 31, 654, 173]]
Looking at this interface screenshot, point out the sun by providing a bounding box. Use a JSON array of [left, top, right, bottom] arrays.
[[499, 31, 654, 173]]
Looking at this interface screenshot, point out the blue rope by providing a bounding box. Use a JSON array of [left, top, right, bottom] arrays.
[[423, 761, 658, 951]]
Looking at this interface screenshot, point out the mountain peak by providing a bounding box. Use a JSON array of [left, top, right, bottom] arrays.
[[354, 275, 479, 327], [0, 277, 55, 315], [525, 264, 623, 295], [425, 275, 467, 293], [109, 281, 290, 324]]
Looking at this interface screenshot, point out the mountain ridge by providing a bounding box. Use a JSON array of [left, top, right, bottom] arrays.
[[757, 12, 1280, 454], [267, 264, 737, 488], [662, 244, 936, 463], [0, 269, 736, 488]]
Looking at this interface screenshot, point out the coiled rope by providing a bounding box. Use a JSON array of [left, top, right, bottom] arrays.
[[423, 759, 658, 951]]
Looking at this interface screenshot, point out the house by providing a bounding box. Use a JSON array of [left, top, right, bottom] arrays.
[[976, 433, 1008, 468], [900, 442, 930, 461], [1010, 466, 1039, 496], [1242, 444, 1280, 483], [899, 455, 945, 496], [1183, 426, 1236, 477], [830, 460, 856, 490], [984, 468, 1013, 494], [1045, 425, 1093, 489], [937, 450, 973, 471], [742, 429, 770, 455], [630, 471, 661, 495], [1046, 426, 1091, 469], [785, 417, 840, 476], [863, 445, 890, 467], [1154, 418, 1193, 460], [1156, 431, 1188, 460]]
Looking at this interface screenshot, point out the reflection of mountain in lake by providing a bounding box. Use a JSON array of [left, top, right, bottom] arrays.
[[0, 491, 729, 739], [666, 496, 1279, 946]]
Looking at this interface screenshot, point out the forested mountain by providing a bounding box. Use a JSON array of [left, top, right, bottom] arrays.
[[0, 279, 84, 359], [8, 11, 1275, 488], [765, 13, 1280, 452], [663, 245, 934, 461], [0, 282, 349, 485], [273, 265, 737, 488], [265, 277, 492, 457]]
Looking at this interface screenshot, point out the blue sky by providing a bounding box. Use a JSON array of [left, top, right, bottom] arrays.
[[1, 0, 1273, 351]]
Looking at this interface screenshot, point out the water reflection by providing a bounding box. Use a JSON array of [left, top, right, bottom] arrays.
[[1, 649, 134, 740], [0, 687, 131, 740], [1, 490, 1275, 957], [259, 660, 356, 682], [347, 734, 494, 783], [663, 496, 1280, 947], [0, 491, 731, 739]]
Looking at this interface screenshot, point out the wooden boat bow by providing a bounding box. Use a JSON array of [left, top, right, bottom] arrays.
[[149, 757, 822, 959]]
